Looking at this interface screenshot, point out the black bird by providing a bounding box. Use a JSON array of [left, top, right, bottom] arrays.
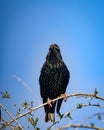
[[39, 44, 70, 122]]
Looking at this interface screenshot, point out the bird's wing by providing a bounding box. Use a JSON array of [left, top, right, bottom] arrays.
[[39, 63, 48, 98], [56, 65, 70, 113]]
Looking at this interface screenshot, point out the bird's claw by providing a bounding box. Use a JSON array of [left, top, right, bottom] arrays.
[[61, 94, 68, 102], [47, 98, 53, 107]]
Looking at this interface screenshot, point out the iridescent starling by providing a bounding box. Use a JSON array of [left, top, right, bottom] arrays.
[[39, 44, 70, 122]]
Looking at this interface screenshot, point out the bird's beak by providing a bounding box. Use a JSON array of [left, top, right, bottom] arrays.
[[50, 44, 56, 49], [50, 44, 58, 49]]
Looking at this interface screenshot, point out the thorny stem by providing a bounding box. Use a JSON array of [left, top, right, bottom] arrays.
[[81, 112, 104, 125], [0, 103, 23, 130], [57, 123, 104, 130], [63, 103, 104, 118], [47, 104, 104, 130], [10, 92, 104, 124], [1, 116, 14, 130]]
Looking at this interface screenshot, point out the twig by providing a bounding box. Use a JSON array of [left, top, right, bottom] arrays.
[[66, 93, 104, 101], [0, 103, 23, 130], [10, 101, 48, 124], [47, 103, 104, 129], [75, 112, 104, 130], [0, 116, 14, 130], [57, 123, 104, 130], [47, 121, 60, 130], [10, 93, 104, 124], [64, 103, 104, 118], [82, 112, 104, 125]]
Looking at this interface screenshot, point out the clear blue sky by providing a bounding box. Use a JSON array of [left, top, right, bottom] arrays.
[[0, 0, 104, 129]]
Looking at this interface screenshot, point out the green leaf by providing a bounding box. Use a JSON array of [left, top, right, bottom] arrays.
[[2, 91, 10, 98], [36, 127, 40, 130], [30, 101, 33, 107], [88, 102, 91, 105], [22, 101, 28, 109], [98, 115, 102, 120], [16, 111, 21, 117], [77, 103, 83, 109], [67, 112, 72, 120], [34, 117, 39, 126], [58, 112, 64, 119], [18, 108, 21, 112], [94, 88, 98, 96], [28, 111, 34, 116], [15, 126, 23, 130], [0, 124, 7, 129], [28, 117, 38, 128]]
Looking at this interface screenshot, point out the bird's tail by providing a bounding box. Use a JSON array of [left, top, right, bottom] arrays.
[[45, 113, 55, 123], [56, 99, 63, 113]]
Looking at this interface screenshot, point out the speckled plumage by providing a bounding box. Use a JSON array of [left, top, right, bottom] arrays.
[[39, 44, 70, 122]]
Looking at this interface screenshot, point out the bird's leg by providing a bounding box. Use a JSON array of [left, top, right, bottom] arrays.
[[61, 94, 68, 102], [47, 98, 53, 107]]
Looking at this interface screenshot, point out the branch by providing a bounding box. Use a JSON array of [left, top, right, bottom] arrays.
[[10, 92, 104, 124], [66, 93, 104, 101], [81, 112, 104, 125], [47, 103, 104, 129], [58, 123, 104, 130], [0, 103, 23, 130], [63, 103, 104, 118], [1, 116, 14, 130]]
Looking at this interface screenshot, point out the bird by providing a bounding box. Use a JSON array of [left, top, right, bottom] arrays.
[[39, 44, 70, 123]]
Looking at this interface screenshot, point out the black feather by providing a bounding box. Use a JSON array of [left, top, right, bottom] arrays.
[[39, 44, 70, 122]]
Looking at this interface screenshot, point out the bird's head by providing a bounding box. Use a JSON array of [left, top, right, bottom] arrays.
[[46, 44, 63, 64], [50, 44, 60, 50]]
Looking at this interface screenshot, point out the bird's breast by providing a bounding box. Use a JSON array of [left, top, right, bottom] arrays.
[[46, 61, 63, 69]]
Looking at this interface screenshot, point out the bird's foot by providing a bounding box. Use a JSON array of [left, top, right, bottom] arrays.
[[47, 98, 53, 107], [61, 94, 68, 102]]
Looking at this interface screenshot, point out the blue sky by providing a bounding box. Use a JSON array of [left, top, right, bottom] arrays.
[[0, 0, 104, 129]]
